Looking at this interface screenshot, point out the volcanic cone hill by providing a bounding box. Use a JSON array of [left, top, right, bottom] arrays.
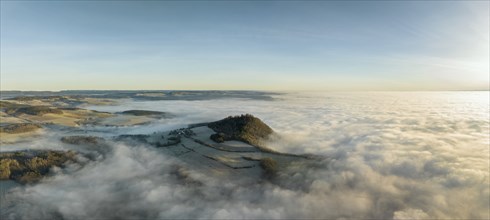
[[207, 114, 274, 148]]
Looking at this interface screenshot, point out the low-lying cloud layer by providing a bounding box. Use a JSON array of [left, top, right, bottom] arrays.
[[1, 92, 489, 219]]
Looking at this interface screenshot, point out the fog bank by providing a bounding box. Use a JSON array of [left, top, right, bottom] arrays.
[[1, 92, 489, 219]]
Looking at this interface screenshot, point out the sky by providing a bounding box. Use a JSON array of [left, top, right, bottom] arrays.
[[0, 1, 488, 91]]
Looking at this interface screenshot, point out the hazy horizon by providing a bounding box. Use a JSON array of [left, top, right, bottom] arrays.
[[1, 1, 489, 91]]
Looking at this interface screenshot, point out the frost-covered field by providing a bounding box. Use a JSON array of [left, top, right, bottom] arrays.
[[2, 91, 489, 219]]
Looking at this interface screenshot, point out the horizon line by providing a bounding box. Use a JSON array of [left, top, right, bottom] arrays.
[[1, 89, 489, 92]]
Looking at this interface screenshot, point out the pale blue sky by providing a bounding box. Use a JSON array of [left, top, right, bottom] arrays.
[[1, 1, 488, 91]]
